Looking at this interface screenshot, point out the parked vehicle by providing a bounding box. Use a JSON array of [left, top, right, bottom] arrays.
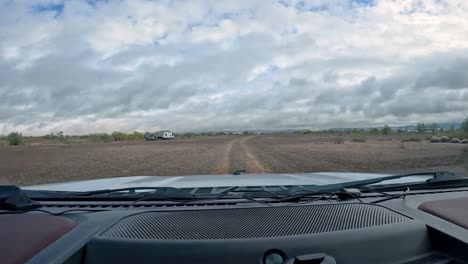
[[145, 133, 157, 141], [157, 131, 174, 140]]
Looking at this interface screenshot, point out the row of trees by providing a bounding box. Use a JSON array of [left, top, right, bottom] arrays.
[[299, 118, 468, 136], [3, 118, 468, 145], [300, 125, 392, 135], [416, 123, 440, 133], [417, 118, 468, 133]]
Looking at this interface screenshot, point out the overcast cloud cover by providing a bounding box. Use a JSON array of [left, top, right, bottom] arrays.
[[1, 0, 468, 135]]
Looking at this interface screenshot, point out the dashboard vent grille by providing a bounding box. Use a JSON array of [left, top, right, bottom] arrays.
[[101, 203, 411, 240]]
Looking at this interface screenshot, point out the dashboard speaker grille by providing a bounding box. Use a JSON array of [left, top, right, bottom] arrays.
[[101, 203, 410, 240]]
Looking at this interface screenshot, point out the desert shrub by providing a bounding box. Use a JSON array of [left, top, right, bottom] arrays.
[[446, 130, 468, 140], [6, 132, 24, 145], [369, 128, 380, 134], [127, 131, 145, 140], [381, 125, 392, 135], [333, 138, 344, 144], [440, 136, 449, 142], [352, 135, 366, 142], [402, 136, 422, 142], [350, 129, 364, 134], [430, 136, 441, 143], [450, 138, 461, 143], [462, 139, 468, 144], [87, 133, 113, 142], [112, 131, 128, 141]]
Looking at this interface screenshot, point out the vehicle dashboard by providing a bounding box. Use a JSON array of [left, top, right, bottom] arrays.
[[2, 188, 468, 264]]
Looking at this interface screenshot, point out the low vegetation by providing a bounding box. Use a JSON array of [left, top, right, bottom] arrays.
[[3, 117, 468, 145], [351, 135, 366, 142], [401, 136, 422, 142], [333, 138, 344, 144], [440, 136, 450, 142], [462, 117, 468, 133], [6, 132, 24, 145], [80, 133, 114, 143]]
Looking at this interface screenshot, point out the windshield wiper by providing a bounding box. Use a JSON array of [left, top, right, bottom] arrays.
[[24, 187, 194, 200], [291, 171, 466, 194]]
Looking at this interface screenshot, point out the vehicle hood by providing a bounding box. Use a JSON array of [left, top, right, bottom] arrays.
[[22, 172, 430, 192]]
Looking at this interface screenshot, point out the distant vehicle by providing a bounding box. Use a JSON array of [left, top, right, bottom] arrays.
[[157, 131, 174, 140], [145, 133, 157, 141]]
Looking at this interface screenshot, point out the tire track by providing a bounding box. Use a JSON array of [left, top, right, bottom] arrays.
[[211, 136, 271, 174], [239, 136, 271, 173], [211, 138, 236, 174]]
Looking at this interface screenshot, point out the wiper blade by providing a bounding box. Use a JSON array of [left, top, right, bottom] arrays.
[[285, 171, 464, 194], [25, 187, 194, 200]]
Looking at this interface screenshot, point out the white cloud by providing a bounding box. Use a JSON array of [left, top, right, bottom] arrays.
[[1, 0, 468, 135]]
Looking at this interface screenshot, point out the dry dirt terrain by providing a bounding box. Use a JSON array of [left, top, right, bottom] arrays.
[[1, 134, 467, 186]]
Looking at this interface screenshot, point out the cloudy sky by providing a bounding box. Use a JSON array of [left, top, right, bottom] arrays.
[[1, 0, 468, 135]]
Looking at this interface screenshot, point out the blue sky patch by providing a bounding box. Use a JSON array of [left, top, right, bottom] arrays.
[[351, 0, 376, 7], [32, 2, 64, 17]]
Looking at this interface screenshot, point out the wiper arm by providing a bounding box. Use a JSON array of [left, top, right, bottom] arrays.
[[25, 187, 194, 200], [288, 171, 464, 193]]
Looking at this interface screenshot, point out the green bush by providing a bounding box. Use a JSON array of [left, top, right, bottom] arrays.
[[461, 117, 468, 133], [381, 125, 392, 135], [87, 133, 113, 142], [6, 132, 24, 145], [352, 135, 366, 142], [127, 131, 145, 140], [440, 136, 449, 142], [450, 138, 461, 143], [430, 136, 441, 143], [108, 131, 147, 141], [369, 128, 380, 134], [112, 131, 128, 141]]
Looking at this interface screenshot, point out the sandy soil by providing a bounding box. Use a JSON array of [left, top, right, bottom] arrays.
[[0, 134, 467, 186]]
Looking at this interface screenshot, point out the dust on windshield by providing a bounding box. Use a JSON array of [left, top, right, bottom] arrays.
[[1, 1, 468, 187]]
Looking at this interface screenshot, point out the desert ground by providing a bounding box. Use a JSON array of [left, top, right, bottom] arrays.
[[0, 134, 467, 186]]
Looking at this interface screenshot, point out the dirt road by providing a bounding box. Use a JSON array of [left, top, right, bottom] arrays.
[[211, 136, 270, 174], [0, 134, 467, 186]]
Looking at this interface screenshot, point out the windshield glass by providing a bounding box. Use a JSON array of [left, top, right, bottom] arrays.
[[1, 1, 467, 191]]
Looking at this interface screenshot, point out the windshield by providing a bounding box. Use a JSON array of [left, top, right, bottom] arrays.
[[1, 1, 468, 192]]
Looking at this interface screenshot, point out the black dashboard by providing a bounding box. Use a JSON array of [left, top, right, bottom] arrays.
[[3, 188, 468, 264]]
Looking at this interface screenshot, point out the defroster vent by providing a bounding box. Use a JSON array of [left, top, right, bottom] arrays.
[[100, 203, 411, 240]]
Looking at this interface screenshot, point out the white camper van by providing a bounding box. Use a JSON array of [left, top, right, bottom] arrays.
[[157, 131, 175, 140]]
